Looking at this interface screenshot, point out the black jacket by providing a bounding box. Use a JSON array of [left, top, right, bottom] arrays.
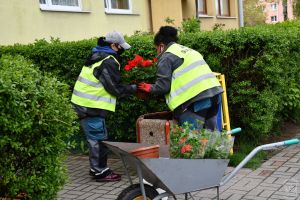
[[73, 51, 136, 119], [150, 42, 223, 119]]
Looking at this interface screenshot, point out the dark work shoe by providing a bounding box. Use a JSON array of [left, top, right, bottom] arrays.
[[95, 168, 121, 182], [89, 169, 96, 177]]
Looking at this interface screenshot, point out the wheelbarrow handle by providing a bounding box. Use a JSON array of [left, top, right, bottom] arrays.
[[226, 127, 242, 135], [284, 139, 299, 145], [261, 139, 300, 150], [220, 138, 299, 186]]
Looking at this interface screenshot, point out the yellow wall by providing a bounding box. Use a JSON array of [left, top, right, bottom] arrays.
[[182, 0, 196, 19], [0, 0, 240, 45], [199, 0, 239, 30], [150, 0, 183, 33], [0, 0, 151, 45], [149, 0, 239, 32]]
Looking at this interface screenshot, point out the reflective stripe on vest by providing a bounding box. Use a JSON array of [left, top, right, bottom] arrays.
[[71, 56, 119, 112], [165, 44, 221, 111]]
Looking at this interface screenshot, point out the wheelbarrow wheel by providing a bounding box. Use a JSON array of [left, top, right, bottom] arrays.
[[117, 183, 159, 200]]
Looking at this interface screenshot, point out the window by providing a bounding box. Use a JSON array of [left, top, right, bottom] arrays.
[[39, 0, 82, 11], [215, 0, 230, 16], [271, 15, 277, 22], [197, 0, 207, 15], [104, 0, 132, 14], [270, 3, 278, 11]]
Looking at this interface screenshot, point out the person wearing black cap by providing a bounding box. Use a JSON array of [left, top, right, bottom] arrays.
[[71, 31, 136, 182], [138, 26, 223, 130]]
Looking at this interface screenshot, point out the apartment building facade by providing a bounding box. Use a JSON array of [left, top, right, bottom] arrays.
[[0, 0, 242, 45], [260, 0, 294, 23]]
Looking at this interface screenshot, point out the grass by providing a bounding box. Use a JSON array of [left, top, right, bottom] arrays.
[[228, 142, 267, 169]]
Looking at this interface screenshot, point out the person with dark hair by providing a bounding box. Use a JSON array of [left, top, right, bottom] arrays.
[[71, 31, 136, 182], [138, 26, 223, 130]]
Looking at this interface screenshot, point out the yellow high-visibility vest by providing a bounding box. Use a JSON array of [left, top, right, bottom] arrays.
[[165, 43, 221, 111], [71, 56, 119, 112]]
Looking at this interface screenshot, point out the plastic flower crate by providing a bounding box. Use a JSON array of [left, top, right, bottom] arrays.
[[129, 145, 160, 159]]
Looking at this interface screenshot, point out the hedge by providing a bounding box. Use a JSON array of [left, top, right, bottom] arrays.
[[0, 55, 78, 199], [1, 21, 300, 143]]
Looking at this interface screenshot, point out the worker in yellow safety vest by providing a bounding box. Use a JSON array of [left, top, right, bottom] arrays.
[[138, 26, 223, 130], [71, 31, 136, 182]]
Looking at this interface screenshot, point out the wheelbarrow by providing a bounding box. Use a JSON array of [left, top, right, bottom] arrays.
[[103, 132, 299, 200]]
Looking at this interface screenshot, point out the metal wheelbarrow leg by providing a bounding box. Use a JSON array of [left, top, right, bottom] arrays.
[[117, 156, 160, 200]]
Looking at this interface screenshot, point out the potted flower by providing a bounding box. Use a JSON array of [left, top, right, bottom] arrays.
[[122, 54, 157, 84]]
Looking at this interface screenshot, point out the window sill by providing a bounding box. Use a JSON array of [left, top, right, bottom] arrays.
[[40, 8, 91, 13], [198, 15, 215, 18], [105, 12, 139, 16], [216, 16, 237, 19]]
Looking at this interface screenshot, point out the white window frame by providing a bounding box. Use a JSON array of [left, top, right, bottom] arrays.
[[39, 0, 82, 12], [104, 0, 132, 14], [271, 3, 278, 11], [197, 0, 207, 16], [215, 0, 230, 16]]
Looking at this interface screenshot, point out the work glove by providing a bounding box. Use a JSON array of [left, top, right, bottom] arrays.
[[137, 82, 152, 93]]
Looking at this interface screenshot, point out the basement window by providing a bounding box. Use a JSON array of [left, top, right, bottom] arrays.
[[39, 0, 82, 12], [271, 15, 277, 22]]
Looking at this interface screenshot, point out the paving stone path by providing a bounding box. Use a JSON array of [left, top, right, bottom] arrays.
[[58, 134, 300, 200]]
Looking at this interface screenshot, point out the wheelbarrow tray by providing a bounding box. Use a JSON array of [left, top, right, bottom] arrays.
[[104, 141, 229, 195]]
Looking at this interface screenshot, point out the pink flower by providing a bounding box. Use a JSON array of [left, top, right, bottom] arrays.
[[134, 54, 143, 65], [181, 144, 192, 154], [141, 60, 153, 67], [124, 65, 132, 71], [123, 54, 156, 71], [179, 138, 186, 144]]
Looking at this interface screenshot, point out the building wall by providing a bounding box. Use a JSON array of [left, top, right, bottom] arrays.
[[150, 0, 183, 33], [265, 0, 284, 23], [287, 0, 294, 19], [198, 0, 239, 30], [0, 0, 242, 45], [0, 0, 151, 45], [262, 0, 294, 24], [150, 0, 240, 32], [182, 0, 196, 19]]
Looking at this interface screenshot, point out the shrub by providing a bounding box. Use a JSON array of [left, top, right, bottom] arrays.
[[0, 21, 299, 143], [179, 21, 300, 141], [0, 55, 78, 199], [180, 17, 201, 33]]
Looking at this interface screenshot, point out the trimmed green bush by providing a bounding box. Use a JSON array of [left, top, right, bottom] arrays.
[[0, 21, 300, 143], [179, 21, 300, 141], [0, 55, 78, 199]]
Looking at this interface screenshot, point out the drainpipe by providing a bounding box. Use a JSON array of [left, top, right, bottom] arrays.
[[238, 0, 244, 27], [148, 0, 153, 33]]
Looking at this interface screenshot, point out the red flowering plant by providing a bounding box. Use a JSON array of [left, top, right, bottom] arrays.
[[170, 122, 234, 159], [170, 122, 209, 159], [122, 54, 157, 84]]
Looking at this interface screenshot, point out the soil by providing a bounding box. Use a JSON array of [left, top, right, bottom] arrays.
[[264, 121, 300, 159], [267, 121, 300, 142]]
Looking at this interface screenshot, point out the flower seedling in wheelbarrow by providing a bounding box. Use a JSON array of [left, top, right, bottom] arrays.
[[204, 131, 234, 159], [170, 122, 234, 159]]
